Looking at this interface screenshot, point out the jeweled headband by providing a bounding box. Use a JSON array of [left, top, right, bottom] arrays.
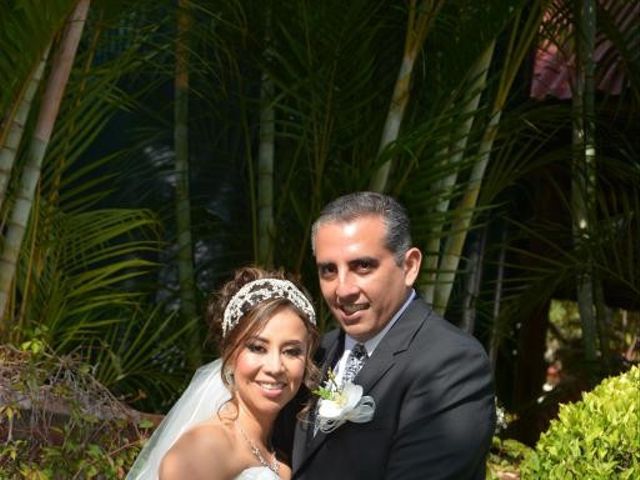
[[222, 279, 316, 337]]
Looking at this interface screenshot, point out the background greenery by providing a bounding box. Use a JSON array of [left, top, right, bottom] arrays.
[[1, 0, 638, 476], [521, 365, 639, 479]]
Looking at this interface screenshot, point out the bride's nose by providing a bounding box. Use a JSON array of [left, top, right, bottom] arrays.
[[263, 350, 284, 374]]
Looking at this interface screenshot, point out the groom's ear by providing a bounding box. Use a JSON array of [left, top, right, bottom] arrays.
[[402, 247, 422, 287]]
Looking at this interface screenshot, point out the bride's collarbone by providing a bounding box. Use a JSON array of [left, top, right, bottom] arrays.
[[162, 420, 287, 480], [162, 421, 238, 479], [205, 419, 274, 478]]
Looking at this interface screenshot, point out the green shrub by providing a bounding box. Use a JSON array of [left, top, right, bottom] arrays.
[[521, 365, 640, 480], [487, 436, 532, 479], [0, 345, 150, 479]]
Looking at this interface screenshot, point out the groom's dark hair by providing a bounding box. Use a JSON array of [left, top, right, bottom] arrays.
[[311, 191, 412, 265]]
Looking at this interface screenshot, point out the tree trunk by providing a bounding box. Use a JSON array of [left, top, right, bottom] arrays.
[[433, 5, 544, 314], [369, 0, 443, 193], [572, 0, 598, 385], [257, 5, 275, 268], [422, 43, 495, 305], [489, 223, 508, 373], [460, 229, 486, 334], [510, 300, 550, 446], [174, 0, 200, 368], [0, 0, 90, 327], [0, 47, 50, 212]]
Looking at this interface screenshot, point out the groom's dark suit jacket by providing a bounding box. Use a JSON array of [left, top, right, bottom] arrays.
[[289, 297, 495, 480]]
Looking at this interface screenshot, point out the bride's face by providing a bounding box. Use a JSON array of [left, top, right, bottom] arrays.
[[232, 306, 308, 418]]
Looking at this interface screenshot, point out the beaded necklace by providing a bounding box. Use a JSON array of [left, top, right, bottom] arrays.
[[236, 421, 280, 477]]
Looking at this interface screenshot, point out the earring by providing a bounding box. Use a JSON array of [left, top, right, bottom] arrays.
[[224, 368, 234, 385]]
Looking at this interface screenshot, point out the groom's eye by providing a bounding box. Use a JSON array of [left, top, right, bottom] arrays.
[[317, 263, 337, 279], [352, 258, 377, 273]]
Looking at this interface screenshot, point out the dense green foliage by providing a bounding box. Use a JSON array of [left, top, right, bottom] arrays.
[[0, 431, 142, 479], [487, 436, 533, 479], [1, 0, 638, 448], [521, 365, 640, 479], [0, 345, 148, 479]]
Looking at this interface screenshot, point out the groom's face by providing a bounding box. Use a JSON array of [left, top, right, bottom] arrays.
[[314, 215, 420, 342]]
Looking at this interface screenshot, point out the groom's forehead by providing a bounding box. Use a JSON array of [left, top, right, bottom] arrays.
[[315, 218, 387, 248]]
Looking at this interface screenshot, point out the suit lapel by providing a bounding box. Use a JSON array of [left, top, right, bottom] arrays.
[[295, 298, 431, 473], [356, 298, 427, 392], [293, 331, 343, 469]]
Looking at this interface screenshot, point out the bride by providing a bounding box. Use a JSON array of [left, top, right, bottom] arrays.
[[127, 267, 319, 480]]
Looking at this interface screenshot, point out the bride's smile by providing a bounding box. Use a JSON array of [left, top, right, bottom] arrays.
[[129, 269, 319, 480], [233, 307, 308, 416]]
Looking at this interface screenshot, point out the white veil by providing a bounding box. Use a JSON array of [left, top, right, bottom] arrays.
[[127, 359, 231, 480]]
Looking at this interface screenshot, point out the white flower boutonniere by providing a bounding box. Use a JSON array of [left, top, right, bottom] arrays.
[[313, 370, 375, 434]]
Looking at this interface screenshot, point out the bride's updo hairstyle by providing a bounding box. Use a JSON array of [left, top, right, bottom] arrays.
[[206, 266, 320, 394]]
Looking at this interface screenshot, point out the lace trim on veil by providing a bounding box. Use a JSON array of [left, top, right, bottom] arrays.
[[127, 359, 230, 479]]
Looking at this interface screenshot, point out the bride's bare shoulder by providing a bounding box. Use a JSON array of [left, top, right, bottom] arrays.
[[159, 421, 236, 480]]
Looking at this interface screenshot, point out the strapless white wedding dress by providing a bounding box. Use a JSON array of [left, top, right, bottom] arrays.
[[128, 360, 281, 480], [235, 467, 280, 479]]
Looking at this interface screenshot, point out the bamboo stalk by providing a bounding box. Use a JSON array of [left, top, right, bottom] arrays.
[[174, 0, 200, 367], [433, 109, 502, 312], [489, 223, 507, 373], [572, 0, 598, 384], [422, 42, 495, 304], [257, 5, 275, 268], [433, 4, 544, 313], [460, 229, 486, 335], [0, 0, 91, 326], [0, 46, 51, 213], [369, 0, 443, 193]]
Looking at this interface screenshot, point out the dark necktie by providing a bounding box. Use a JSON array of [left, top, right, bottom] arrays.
[[342, 343, 367, 385]]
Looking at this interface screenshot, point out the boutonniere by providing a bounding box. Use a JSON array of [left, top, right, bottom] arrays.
[[313, 370, 375, 434]]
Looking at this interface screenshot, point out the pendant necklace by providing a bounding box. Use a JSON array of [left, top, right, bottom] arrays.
[[236, 421, 280, 477]]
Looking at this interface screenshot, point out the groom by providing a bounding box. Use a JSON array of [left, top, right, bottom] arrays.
[[291, 192, 495, 479]]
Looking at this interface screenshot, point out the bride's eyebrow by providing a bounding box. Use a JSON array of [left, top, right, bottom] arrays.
[[245, 336, 305, 347], [245, 335, 266, 343]]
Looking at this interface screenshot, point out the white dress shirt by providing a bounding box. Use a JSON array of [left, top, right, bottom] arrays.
[[334, 289, 416, 385]]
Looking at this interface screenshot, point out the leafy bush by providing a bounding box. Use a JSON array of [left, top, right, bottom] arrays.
[[521, 365, 640, 479], [0, 344, 151, 479], [487, 436, 532, 479]]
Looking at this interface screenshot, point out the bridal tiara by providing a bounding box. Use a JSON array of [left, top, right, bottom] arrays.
[[222, 279, 316, 337]]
